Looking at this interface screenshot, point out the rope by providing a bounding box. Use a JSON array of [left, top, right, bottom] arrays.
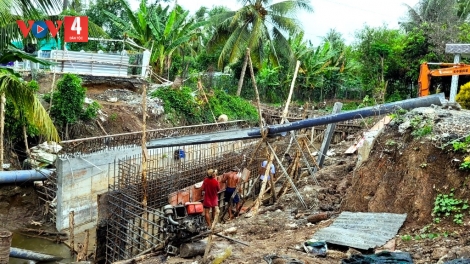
[[260, 127, 269, 141]]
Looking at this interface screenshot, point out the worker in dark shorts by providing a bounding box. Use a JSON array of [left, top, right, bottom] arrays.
[[201, 169, 220, 227], [222, 166, 241, 220]]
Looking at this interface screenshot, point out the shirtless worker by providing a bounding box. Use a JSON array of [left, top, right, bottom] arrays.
[[201, 169, 220, 227], [221, 166, 241, 220]]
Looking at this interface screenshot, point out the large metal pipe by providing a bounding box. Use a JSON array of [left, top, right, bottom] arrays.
[[146, 94, 445, 148], [10, 247, 63, 262], [248, 93, 445, 137], [0, 169, 53, 184]]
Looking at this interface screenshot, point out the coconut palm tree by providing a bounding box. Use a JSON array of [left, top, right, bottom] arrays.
[[0, 49, 59, 169], [402, 0, 462, 30], [208, 0, 313, 70], [0, 0, 61, 169]]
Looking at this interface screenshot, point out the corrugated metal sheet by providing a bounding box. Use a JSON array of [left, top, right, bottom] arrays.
[[312, 211, 407, 250], [446, 44, 470, 54], [50, 50, 129, 77]]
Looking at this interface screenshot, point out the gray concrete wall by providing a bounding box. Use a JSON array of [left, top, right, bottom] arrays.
[[56, 147, 142, 232]]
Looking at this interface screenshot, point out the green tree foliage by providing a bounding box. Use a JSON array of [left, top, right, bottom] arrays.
[[289, 30, 360, 102], [75, 0, 131, 51], [151, 87, 258, 125], [402, 0, 464, 57], [456, 82, 470, 109], [353, 26, 407, 100], [321, 30, 361, 100], [457, 0, 470, 18], [208, 0, 313, 70], [0, 49, 58, 141], [50, 74, 100, 127], [51, 74, 86, 126], [105, 0, 206, 77], [152, 86, 203, 124], [194, 6, 230, 72], [207, 89, 258, 122], [4, 81, 41, 142]]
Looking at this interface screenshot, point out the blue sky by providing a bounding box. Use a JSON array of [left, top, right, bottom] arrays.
[[129, 0, 420, 46]]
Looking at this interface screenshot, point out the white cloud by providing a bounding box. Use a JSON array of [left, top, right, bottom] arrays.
[[129, 0, 420, 46]]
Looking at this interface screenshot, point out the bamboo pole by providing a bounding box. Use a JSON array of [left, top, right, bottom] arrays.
[[277, 151, 300, 199], [47, 54, 58, 114], [198, 80, 217, 123], [269, 169, 276, 203], [82, 229, 89, 261], [267, 142, 308, 209], [247, 50, 264, 130], [141, 83, 149, 248], [250, 151, 275, 215], [202, 208, 219, 263], [280, 61, 301, 125], [69, 211, 75, 255]]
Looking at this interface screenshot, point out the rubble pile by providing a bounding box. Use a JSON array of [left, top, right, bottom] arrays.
[[25, 141, 62, 168], [93, 88, 165, 117]]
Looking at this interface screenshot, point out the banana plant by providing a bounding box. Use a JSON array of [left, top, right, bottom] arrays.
[[105, 0, 206, 78]]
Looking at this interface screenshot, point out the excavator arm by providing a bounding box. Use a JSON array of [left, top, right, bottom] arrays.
[[418, 62, 470, 97]]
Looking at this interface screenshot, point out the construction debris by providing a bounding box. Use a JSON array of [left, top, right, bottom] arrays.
[[179, 241, 206, 258], [341, 251, 413, 264], [306, 212, 329, 224], [312, 212, 407, 250], [25, 142, 62, 168]]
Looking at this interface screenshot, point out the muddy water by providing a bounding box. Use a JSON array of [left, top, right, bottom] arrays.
[[9, 232, 74, 264]]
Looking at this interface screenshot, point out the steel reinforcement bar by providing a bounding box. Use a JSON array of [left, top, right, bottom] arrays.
[[59, 120, 250, 156]]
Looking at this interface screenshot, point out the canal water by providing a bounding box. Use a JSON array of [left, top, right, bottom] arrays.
[[10, 232, 74, 264]]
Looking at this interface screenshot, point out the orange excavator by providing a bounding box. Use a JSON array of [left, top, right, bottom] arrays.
[[418, 62, 470, 97]]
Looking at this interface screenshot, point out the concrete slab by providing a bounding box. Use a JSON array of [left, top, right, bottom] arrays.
[[446, 44, 470, 54]]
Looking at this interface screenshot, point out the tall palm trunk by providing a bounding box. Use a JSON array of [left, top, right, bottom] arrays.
[[0, 93, 5, 171], [236, 48, 250, 96]]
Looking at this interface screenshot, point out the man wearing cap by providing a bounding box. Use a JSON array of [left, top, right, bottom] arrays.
[[221, 166, 241, 220], [202, 169, 220, 227]]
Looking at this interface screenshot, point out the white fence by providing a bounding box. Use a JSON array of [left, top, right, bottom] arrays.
[[10, 49, 151, 78]]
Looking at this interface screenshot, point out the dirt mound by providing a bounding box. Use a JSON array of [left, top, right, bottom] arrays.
[[341, 107, 470, 229], [0, 184, 44, 230]]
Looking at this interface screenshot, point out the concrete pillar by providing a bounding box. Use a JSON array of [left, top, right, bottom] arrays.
[[450, 53, 461, 103], [141, 50, 151, 78], [318, 102, 343, 167]]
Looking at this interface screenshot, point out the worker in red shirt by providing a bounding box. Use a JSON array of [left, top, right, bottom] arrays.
[[202, 169, 220, 227]]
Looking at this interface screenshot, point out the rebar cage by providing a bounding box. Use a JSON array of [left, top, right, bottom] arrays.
[[103, 128, 325, 262], [104, 139, 260, 262]]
